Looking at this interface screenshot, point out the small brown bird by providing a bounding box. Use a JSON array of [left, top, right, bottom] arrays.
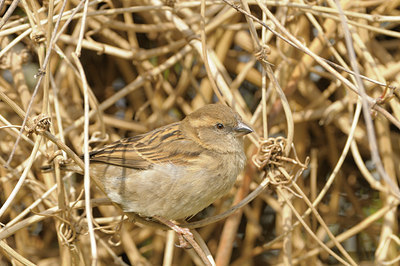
[[78, 104, 252, 220]]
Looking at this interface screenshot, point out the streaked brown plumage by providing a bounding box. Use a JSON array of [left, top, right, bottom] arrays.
[[85, 104, 253, 220]]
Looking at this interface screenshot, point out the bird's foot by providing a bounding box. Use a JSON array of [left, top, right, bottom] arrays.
[[153, 215, 193, 249], [174, 227, 193, 249]]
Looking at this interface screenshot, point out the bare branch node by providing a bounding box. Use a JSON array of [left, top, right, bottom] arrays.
[[25, 114, 51, 135]]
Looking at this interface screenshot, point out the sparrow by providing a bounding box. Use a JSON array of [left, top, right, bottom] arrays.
[[68, 104, 253, 220]]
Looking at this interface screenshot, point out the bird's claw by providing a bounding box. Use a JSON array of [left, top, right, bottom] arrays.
[[174, 227, 193, 249]]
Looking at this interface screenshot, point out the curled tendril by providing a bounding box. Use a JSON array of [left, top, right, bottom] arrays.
[[108, 232, 122, 247], [88, 131, 109, 146], [89, 215, 125, 247], [59, 221, 77, 244], [254, 44, 272, 66], [252, 136, 287, 169], [253, 137, 309, 188]]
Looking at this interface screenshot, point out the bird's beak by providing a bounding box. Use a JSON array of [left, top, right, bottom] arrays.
[[234, 121, 253, 137]]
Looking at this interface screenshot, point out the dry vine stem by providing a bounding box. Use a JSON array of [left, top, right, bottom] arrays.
[[1, 0, 400, 265]]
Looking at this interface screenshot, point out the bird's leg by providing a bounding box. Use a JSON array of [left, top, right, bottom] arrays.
[[153, 215, 193, 249]]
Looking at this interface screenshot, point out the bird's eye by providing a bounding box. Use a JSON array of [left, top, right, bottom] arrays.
[[216, 123, 224, 130]]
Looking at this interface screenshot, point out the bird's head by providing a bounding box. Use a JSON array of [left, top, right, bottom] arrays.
[[181, 104, 253, 153]]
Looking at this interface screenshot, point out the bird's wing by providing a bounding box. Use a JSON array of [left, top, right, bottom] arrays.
[[88, 123, 202, 169]]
